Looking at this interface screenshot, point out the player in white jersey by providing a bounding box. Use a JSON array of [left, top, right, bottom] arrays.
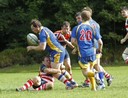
[[120, 6, 128, 64]]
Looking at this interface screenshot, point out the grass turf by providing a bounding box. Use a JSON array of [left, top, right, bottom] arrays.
[[0, 63, 128, 98]]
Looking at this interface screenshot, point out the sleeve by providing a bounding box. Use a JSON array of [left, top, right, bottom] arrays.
[[126, 19, 128, 32], [94, 28, 102, 41], [39, 30, 47, 43], [40, 64, 47, 72], [71, 26, 77, 38]]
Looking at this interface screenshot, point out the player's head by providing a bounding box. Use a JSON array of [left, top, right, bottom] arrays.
[[81, 10, 92, 21], [31, 19, 42, 34], [121, 6, 128, 18], [43, 56, 51, 67], [82, 6, 92, 16], [61, 21, 70, 33], [75, 12, 82, 24], [32, 76, 41, 86]]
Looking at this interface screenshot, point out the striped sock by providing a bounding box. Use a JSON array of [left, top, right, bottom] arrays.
[[105, 73, 110, 79], [22, 79, 34, 90]]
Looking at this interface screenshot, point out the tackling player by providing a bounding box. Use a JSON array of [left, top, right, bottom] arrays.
[[16, 56, 59, 91]]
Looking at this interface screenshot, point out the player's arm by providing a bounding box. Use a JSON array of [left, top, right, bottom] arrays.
[[121, 32, 128, 44], [97, 38, 103, 53], [44, 68, 61, 74], [40, 65, 61, 74], [27, 42, 46, 52], [61, 34, 74, 49], [71, 26, 78, 54]]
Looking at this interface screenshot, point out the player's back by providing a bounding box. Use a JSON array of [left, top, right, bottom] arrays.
[[89, 19, 100, 33], [39, 27, 64, 52], [76, 23, 95, 56]]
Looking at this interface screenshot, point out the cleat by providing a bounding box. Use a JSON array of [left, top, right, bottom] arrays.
[[95, 78, 102, 85], [70, 81, 78, 88], [16, 87, 24, 92], [95, 72, 103, 85], [82, 82, 90, 87], [107, 76, 113, 86], [78, 82, 90, 88], [66, 83, 73, 90], [96, 83, 105, 90]]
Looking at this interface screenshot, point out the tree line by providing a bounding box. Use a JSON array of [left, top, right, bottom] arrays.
[[0, 0, 128, 51]]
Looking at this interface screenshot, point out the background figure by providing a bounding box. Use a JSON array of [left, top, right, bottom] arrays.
[[54, 21, 74, 75], [120, 6, 128, 64]]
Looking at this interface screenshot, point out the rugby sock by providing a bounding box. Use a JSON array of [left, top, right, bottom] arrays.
[[62, 70, 76, 83], [58, 74, 70, 85], [89, 77, 96, 90], [22, 79, 34, 90], [105, 73, 110, 79], [87, 71, 95, 77], [87, 72, 96, 90], [99, 72, 104, 83], [85, 78, 90, 84], [62, 70, 71, 79]]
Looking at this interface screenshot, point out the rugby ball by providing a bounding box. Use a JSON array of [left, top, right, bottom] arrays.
[[27, 33, 39, 46]]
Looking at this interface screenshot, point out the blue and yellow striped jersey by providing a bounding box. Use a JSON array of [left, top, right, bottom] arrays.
[[39, 26, 64, 53]]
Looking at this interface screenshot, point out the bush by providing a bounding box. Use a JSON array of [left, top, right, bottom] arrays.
[[0, 47, 48, 68]]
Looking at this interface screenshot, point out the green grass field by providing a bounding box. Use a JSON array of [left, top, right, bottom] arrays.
[[0, 64, 128, 98]]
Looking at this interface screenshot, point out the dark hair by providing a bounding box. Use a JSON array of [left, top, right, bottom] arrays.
[[75, 12, 81, 17], [31, 19, 42, 27], [43, 56, 50, 60], [62, 21, 70, 27]]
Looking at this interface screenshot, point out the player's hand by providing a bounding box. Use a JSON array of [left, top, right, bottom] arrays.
[[96, 48, 102, 54], [120, 38, 126, 44], [72, 48, 77, 54], [27, 46, 33, 52], [61, 34, 66, 41]]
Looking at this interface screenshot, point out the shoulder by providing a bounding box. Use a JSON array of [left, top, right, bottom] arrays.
[[54, 30, 61, 34], [40, 64, 47, 72]]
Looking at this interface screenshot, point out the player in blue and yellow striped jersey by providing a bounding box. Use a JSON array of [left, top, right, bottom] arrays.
[[27, 19, 73, 90], [71, 10, 103, 91], [82, 7, 113, 88], [120, 6, 128, 64]]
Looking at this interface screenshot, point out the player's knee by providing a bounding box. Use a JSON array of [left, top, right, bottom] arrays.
[[46, 82, 54, 90]]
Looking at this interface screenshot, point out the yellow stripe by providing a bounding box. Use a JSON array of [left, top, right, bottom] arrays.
[[78, 61, 89, 69], [44, 30, 62, 52], [78, 60, 97, 69], [54, 53, 60, 63]]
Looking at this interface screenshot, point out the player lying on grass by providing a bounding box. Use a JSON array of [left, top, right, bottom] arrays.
[[16, 56, 78, 91]]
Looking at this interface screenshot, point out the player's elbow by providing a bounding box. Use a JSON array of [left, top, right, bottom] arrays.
[[98, 39, 103, 46], [39, 43, 46, 51], [71, 38, 76, 45]]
